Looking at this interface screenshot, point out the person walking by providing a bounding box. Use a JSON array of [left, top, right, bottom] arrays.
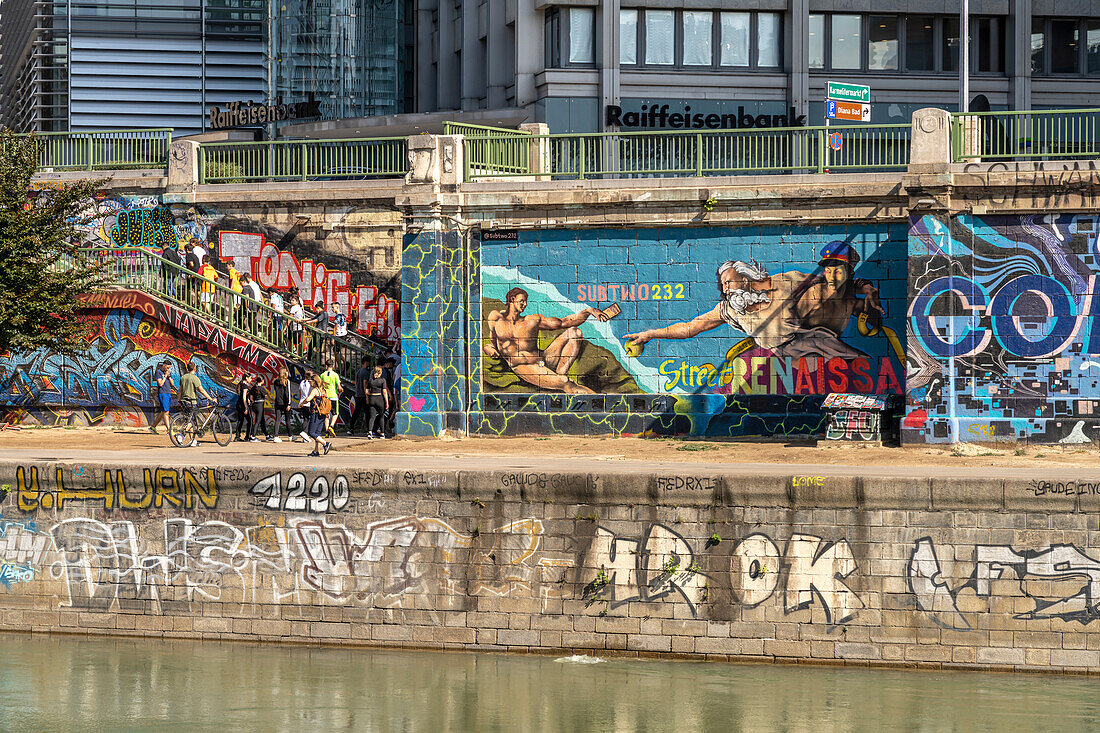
[[268, 288, 285, 348], [270, 368, 293, 442], [235, 374, 252, 442], [150, 360, 173, 434], [319, 359, 342, 436], [302, 374, 332, 457], [198, 255, 217, 315], [242, 274, 262, 334], [347, 355, 372, 434], [382, 352, 400, 438], [246, 375, 270, 442], [365, 365, 392, 439], [178, 361, 213, 447], [296, 370, 316, 442], [228, 263, 244, 328], [308, 300, 329, 363]]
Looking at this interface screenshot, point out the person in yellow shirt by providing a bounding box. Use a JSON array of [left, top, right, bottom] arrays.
[[319, 359, 342, 436], [198, 256, 217, 314], [227, 263, 244, 327]]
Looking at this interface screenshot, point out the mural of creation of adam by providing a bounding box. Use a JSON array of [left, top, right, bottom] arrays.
[[906, 213, 1100, 444], [0, 307, 267, 427], [66, 193, 399, 344], [478, 224, 907, 436]]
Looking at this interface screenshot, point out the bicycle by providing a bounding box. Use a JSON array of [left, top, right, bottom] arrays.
[[168, 400, 232, 447]]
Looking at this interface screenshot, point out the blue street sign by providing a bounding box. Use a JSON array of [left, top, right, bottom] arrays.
[[827, 100, 838, 119]]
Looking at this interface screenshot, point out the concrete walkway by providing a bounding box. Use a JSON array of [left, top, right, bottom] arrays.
[[0, 445, 1093, 481]]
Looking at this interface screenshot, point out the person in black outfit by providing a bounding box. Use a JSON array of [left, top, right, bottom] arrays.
[[235, 375, 252, 441], [365, 366, 391, 439], [246, 376, 269, 442], [270, 368, 293, 442], [347, 355, 372, 434]]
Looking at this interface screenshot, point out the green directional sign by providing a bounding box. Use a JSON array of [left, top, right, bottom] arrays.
[[826, 81, 871, 104]]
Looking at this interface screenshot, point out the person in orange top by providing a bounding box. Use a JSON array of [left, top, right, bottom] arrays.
[[198, 255, 217, 314]]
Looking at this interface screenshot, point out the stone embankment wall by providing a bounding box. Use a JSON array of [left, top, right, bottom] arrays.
[[2, 459, 1098, 673]]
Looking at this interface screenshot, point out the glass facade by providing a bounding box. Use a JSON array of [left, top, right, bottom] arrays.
[[273, 0, 406, 121]]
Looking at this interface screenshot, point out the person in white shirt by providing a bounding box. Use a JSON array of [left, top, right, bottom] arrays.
[[296, 370, 315, 442], [288, 294, 306, 355], [269, 289, 285, 348]]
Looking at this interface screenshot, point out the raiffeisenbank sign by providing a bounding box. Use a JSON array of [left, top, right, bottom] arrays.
[[606, 104, 807, 130]]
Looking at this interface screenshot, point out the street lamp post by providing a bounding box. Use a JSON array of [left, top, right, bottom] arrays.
[[960, 0, 969, 113]]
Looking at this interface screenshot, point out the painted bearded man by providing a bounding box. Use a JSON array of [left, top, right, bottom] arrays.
[[625, 242, 885, 361]]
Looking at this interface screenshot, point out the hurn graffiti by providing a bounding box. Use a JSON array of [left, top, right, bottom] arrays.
[[14, 466, 217, 513]]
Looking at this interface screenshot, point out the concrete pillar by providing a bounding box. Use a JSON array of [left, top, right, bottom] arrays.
[[167, 140, 199, 192], [438, 0, 460, 110], [461, 0, 484, 109], [520, 122, 550, 179], [405, 134, 466, 186], [789, 0, 809, 125], [485, 0, 511, 108], [513, 0, 541, 108], [908, 108, 952, 174], [599, 0, 620, 131], [1011, 0, 1031, 111]]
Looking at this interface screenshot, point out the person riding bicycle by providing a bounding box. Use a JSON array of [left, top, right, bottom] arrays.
[[178, 361, 213, 445]]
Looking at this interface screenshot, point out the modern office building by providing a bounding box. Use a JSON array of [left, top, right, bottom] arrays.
[[0, 0, 266, 133], [412, 1, 1100, 133], [272, 0, 413, 121]]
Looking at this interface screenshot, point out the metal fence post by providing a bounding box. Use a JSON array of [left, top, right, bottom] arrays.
[[816, 129, 825, 174], [695, 133, 703, 176], [86, 135, 94, 171], [300, 143, 308, 182]]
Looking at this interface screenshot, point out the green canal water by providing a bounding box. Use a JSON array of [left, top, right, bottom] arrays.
[[2, 633, 1100, 732]]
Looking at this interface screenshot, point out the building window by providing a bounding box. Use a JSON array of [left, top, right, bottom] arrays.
[[1051, 19, 1080, 74], [942, 17, 959, 72], [808, 14, 825, 69], [568, 7, 595, 64], [620, 9, 638, 65], [906, 16, 933, 71], [645, 10, 675, 65], [682, 11, 713, 65], [757, 12, 780, 67], [1089, 19, 1100, 75], [868, 15, 898, 70], [831, 14, 862, 70], [545, 8, 560, 68], [721, 12, 751, 67], [975, 17, 1004, 73], [1031, 19, 1045, 74]]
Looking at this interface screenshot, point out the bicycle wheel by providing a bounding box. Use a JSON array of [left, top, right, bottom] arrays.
[[168, 413, 195, 447], [211, 412, 233, 447]]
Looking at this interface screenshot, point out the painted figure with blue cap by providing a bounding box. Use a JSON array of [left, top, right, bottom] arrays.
[[625, 240, 886, 362]]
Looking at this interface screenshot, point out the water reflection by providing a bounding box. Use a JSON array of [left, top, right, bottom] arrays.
[[2, 633, 1100, 732]]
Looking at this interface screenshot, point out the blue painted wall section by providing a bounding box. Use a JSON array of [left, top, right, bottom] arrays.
[[400, 229, 473, 436], [397, 222, 907, 437], [905, 213, 1100, 444]]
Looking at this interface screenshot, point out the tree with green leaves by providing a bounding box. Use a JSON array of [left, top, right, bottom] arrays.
[[0, 130, 108, 356]]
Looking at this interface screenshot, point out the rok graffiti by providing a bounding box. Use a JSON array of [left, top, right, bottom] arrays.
[[909, 537, 1100, 629], [581, 525, 863, 623]]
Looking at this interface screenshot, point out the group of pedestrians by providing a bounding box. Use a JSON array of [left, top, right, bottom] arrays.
[[159, 240, 362, 366], [151, 354, 399, 456]]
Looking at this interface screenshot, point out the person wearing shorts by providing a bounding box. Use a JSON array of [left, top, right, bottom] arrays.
[[151, 360, 173, 434], [319, 359, 342, 436]]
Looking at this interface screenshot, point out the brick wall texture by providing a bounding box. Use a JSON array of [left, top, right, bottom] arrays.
[[1, 460, 1097, 673]]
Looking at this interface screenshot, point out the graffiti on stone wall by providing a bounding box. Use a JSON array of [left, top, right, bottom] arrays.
[[7, 513, 572, 613], [65, 194, 400, 346], [13, 465, 217, 513], [581, 525, 863, 623], [909, 537, 1100, 630], [0, 306, 264, 427], [248, 472, 350, 513], [0, 514, 50, 588], [906, 213, 1100, 443]]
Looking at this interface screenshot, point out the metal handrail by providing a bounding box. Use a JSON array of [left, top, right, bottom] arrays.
[[18, 128, 174, 171], [442, 122, 531, 137], [950, 108, 1100, 163], [76, 247, 384, 380], [198, 136, 409, 183], [461, 123, 911, 180]]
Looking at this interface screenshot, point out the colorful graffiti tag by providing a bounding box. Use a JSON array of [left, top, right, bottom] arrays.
[[0, 306, 262, 427], [906, 213, 1100, 443]]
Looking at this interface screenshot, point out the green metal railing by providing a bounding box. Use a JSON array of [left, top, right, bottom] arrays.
[[22, 129, 173, 171], [444, 122, 533, 176], [950, 108, 1100, 162], [73, 247, 383, 381], [199, 137, 408, 183], [461, 124, 910, 180]]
